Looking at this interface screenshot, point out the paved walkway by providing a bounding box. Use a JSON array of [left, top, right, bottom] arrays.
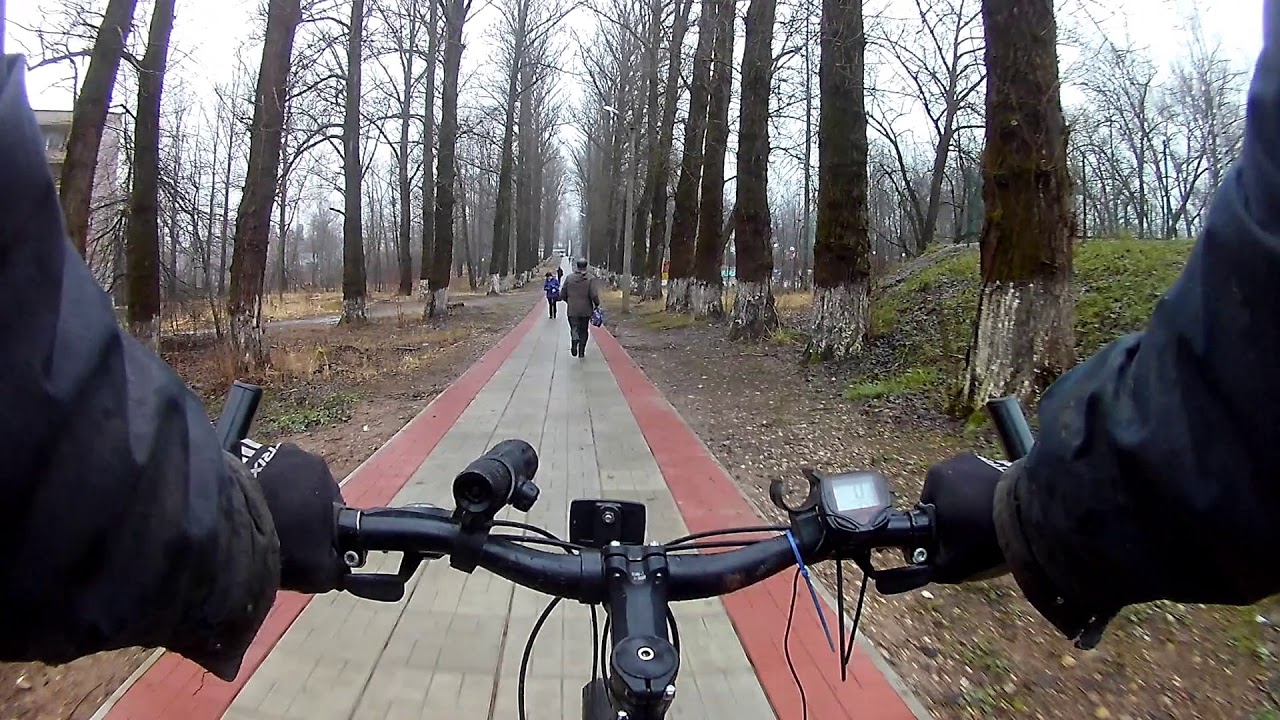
[[102, 303, 927, 720]]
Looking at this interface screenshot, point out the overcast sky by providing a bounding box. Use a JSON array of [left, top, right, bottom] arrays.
[[5, 0, 1264, 112]]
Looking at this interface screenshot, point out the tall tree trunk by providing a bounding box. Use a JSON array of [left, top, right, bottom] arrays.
[[689, 0, 734, 320], [460, 166, 478, 291], [61, 0, 138, 257], [228, 0, 302, 368], [645, 0, 694, 301], [219, 111, 233, 297], [488, 2, 528, 292], [806, 0, 869, 361], [728, 0, 778, 340], [959, 0, 1074, 411], [341, 0, 368, 324], [419, 0, 439, 300], [665, 0, 716, 313], [125, 0, 175, 350], [427, 0, 468, 317], [396, 10, 416, 296], [515, 61, 536, 275]]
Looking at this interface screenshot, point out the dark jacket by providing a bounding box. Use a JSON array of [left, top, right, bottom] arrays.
[[560, 269, 599, 318], [543, 276, 560, 300], [0, 58, 279, 681], [993, 9, 1280, 649]]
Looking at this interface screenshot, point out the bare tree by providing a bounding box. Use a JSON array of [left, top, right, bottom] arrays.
[[419, 0, 439, 302], [727, 0, 778, 338], [227, 0, 303, 368], [868, 0, 984, 256], [805, 0, 869, 360], [688, 0, 734, 319], [425, 0, 472, 317], [666, 0, 717, 312], [959, 0, 1074, 411], [642, 0, 694, 299], [340, 0, 369, 323], [124, 0, 176, 349], [59, 0, 138, 257]]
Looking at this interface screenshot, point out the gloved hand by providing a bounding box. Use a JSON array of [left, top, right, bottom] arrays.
[[237, 440, 348, 593], [919, 452, 1011, 584]]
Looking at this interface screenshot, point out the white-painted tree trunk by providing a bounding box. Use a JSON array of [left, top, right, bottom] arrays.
[[130, 318, 160, 352], [963, 279, 1073, 410], [340, 296, 368, 325], [488, 273, 501, 295], [643, 276, 663, 301], [229, 309, 267, 369], [689, 279, 724, 319], [417, 278, 430, 299], [727, 280, 779, 341], [665, 277, 690, 313], [806, 279, 869, 360], [424, 287, 450, 320]]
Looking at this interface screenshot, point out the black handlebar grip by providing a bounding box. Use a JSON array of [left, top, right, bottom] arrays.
[[986, 396, 1034, 461], [215, 381, 264, 452]]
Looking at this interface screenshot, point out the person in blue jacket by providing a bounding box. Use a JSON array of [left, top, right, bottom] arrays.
[[543, 271, 561, 318]]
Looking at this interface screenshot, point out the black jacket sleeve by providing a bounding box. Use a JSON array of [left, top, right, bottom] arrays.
[[992, 3, 1280, 648], [0, 58, 280, 680]]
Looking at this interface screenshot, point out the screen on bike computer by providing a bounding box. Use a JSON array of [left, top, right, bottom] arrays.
[[831, 476, 882, 511]]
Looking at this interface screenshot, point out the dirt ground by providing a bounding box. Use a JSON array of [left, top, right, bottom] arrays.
[[0, 289, 536, 720], [601, 295, 1280, 720]]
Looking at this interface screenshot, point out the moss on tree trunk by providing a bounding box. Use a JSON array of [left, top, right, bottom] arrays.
[[959, 0, 1075, 412]]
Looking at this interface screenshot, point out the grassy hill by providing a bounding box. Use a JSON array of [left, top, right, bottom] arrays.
[[848, 238, 1196, 412]]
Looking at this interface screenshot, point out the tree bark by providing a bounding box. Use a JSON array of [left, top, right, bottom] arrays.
[[488, 1, 528, 292], [959, 0, 1074, 411], [227, 0, 302, 368], [645, 0, 694, 301], [125, 0, 175, 350], [419, 0, 440, 300], [806, 0, 870, 361], [515, 59, 537, 274], [689, 0, 734, 320], [665, 0, 716, 313], [341, 0, 368, 324], [728, 0, 778, 340], [396, 7, 417, 296], [60, 0, 138, 258], [426, 0, 468, 318]]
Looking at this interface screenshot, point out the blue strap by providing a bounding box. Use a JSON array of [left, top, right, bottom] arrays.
[[786, 530, 836, 653]]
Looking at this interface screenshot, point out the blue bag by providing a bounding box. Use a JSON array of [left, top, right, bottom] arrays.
[[590, 307, 605, 327]]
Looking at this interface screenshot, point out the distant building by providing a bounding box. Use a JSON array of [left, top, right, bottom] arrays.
[[32, 109, 124, 196], [33, 109, 127, 292]]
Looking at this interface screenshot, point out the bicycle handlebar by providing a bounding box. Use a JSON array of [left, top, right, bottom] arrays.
[[334, 503, 933, 604]]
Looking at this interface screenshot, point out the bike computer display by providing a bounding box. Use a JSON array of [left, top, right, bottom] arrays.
[[817, 470, 893, 531]]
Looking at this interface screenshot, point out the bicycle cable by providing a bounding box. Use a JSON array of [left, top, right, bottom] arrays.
[[836, 559, 870, 680], [494, 520, 567, 542], [488, 533, 585, 553], [665, 525, 789, 547], [784, 567, 810, 720], [518, 595, 562, 720]]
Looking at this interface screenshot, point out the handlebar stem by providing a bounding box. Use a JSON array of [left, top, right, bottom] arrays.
[[603, 544, 679, 719]]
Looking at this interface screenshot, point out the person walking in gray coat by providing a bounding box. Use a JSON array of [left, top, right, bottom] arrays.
[[559, 258, 600, 357]]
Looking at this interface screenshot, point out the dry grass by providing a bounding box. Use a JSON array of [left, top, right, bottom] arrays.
[[774, 291, 812, 311]]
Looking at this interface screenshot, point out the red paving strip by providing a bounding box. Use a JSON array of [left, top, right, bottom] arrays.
[[594, 326, 917, 720], [105, 304, 541, 720]]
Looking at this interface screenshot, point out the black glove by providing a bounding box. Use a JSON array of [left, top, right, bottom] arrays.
[[238, 440, 348, 593], [919, 452, 1009, 584]]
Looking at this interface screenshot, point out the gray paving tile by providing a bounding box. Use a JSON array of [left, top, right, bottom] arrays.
[[225, 313, 776, 720]]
